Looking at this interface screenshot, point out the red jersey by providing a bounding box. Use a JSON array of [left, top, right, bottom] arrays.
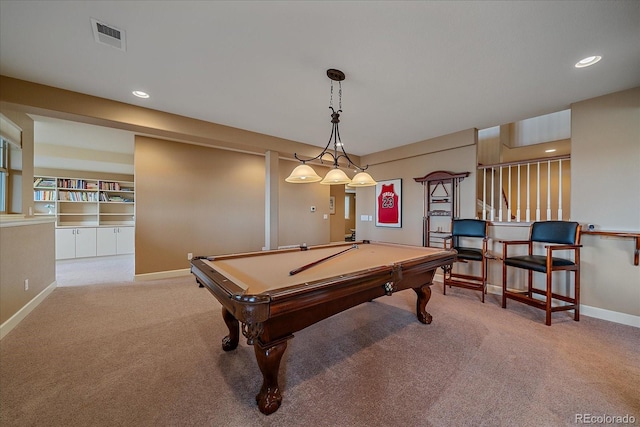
[[377, 183, 399, 223]]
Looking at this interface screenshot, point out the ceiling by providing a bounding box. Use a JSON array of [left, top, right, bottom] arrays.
[[1, 1, 639, 166]]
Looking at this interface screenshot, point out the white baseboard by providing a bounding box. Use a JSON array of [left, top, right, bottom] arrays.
[[0, 280, 57, 340], [580, 305, 640, 328], [486, 283, 639, 328], [134, 268, 191, 281]]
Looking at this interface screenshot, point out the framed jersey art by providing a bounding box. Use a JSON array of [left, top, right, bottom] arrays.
[[375, 178, 402, 227]]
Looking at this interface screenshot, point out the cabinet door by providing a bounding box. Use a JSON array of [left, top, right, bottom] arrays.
[[97, 227, 117, 256], [116, 227, 135, 254], [55, 228, 77, 260], [75, 227, 97, 258]]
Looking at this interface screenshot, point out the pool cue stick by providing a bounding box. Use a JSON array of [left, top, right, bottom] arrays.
[[289, 244, 358, 276]]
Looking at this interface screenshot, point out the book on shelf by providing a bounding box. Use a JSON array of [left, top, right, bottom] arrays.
[[99, 192, 133, 202], [58, 178, 90, 189], [34, 190, 55, 201], [34, 177, 56, 188], [59, 190, 98, 202], [100, 181, 121, 191]]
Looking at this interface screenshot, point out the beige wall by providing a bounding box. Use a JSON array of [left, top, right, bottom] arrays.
[[134, 137, 336, 275], [278, 160, 331, 247], [0, 76, 351, 165], [353, 89, 639, 321], [329, 185, 346, 242], [1, 74, 638, 323], [135, 136, 266, 274], [0, 220, 55, 324], [571, 87, 640, 317], [356, 129, 477, 246]]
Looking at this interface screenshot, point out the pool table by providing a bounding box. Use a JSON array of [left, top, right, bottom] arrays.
[[190, 241, 454, 415]]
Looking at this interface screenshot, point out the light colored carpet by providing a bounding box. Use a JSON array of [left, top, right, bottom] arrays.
[[1, 275, 639, 426], [56, 254, 134, 286]]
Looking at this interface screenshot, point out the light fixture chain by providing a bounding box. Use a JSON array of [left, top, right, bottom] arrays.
[[330, 81, 334, 109], [338, 81, 342, 111]]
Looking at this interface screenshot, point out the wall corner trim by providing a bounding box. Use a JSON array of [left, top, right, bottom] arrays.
[[0, 280, 57, 340]]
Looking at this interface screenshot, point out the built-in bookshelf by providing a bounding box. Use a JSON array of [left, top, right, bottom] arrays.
[[98, 180, 135, 226], [33, 176, 135, 227], [33, 177, 58, 216]]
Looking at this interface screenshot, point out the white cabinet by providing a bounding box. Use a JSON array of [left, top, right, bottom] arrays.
[[55, 228, 97, 260], [96, 227, 134, 256], [40, 175, 136, 260], [116, 227, 135, 254]]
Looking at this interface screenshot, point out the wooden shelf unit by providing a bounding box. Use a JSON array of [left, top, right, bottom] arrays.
[[34, 176, 135, 227], [414, 170, 470, 248], [34, 175, 136, 259]]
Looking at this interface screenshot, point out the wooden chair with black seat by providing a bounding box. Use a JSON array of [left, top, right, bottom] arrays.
[[501, 221, 581, 326], [443, 219, 490, 303]]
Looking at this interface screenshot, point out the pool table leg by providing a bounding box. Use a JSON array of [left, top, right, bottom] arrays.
[[414, 284, 433, 324], [254, 337, 290, 415], [221, 307, 239, 351]]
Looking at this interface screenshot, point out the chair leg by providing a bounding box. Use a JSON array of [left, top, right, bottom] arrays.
[[481, 258, 486, 303], [442, 265, 449, 295], [545, 272, 553, 326], [574, 270, 580, 322], [502, 264, 507, 309]]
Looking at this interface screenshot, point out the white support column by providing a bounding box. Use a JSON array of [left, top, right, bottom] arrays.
[[516, 164, 521, 222], [482, 168, 487, 220], [507, 165, 512, 222], [558, 159, 563, 219], [490, 168, 495, 221], [498, 167, 503, 222], [546, 160, 552, 220], [536, 162, 541, 221], [526, 163, 530, 222], [264, 151, 279, 250]]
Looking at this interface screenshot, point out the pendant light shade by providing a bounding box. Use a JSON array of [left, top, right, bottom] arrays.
[[286, 69, 376, 186], [348, 171, 377, 187], [285, 164, 322, 183], [320, 167, 352, 185]]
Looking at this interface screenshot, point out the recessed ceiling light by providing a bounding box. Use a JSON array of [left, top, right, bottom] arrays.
[[545, 149, 556, 153], [575, 56, 602, 68], [132, 90, 150, 98]]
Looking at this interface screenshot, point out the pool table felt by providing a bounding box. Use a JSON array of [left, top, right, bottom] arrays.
[[202, 242, 449, 295]]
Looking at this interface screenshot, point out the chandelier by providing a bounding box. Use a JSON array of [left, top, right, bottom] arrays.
[[285, 69, 377, 187]]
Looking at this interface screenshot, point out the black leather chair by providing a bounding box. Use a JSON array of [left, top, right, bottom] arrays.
[[443, 219, 489, 302], [501, 221, 581, 325]]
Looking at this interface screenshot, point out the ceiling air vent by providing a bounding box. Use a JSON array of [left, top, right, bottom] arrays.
[[91, 18, 126, 51]]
